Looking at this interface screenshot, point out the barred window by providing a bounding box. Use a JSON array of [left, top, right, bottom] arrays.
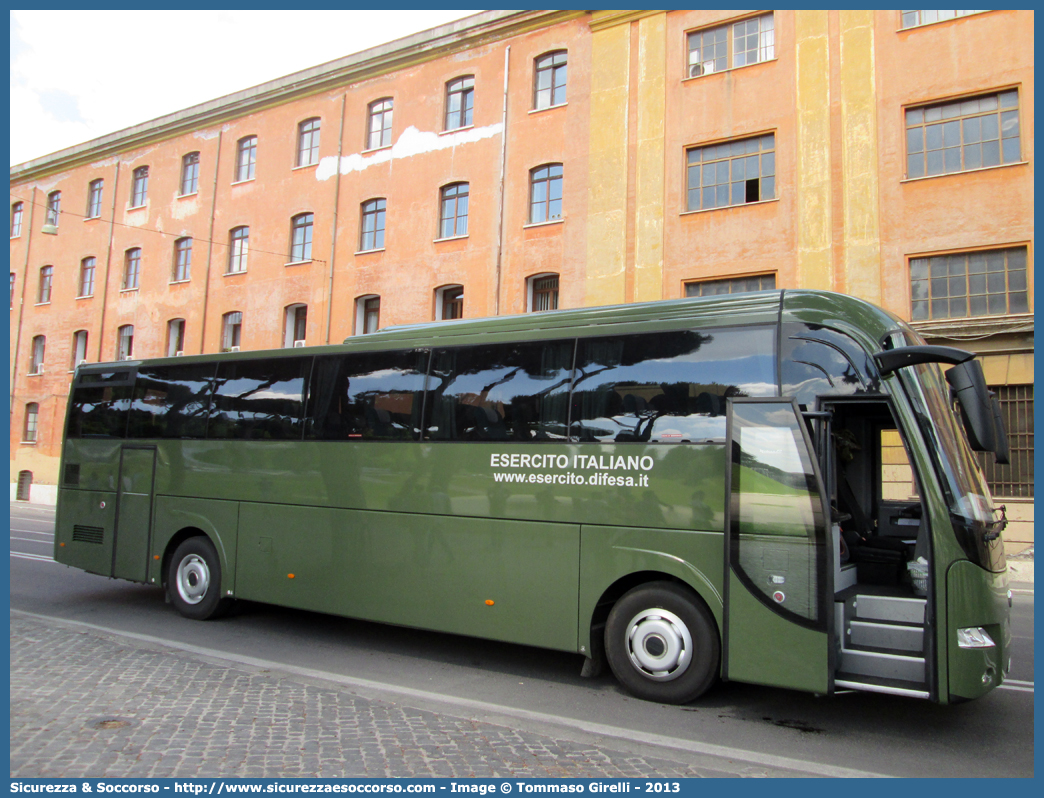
[[530, 274, 559, 312], [910, 247, 1028, 321], [685, 274, 776, 297], [686, 134, 775, 211], [687, 13, 774, 78], [906, 91, 1020, 179], [977, 385, 1033, 498]]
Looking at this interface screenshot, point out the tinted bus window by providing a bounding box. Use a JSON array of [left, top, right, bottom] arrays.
[[66, 371, 134, 439], [128, 363, 217, 439], [209, 358, 310, 440], [571, 327, 776, 443], [427, 340, 573, 441], [781, 323, 882, 407], [306, 350, 428, 441]]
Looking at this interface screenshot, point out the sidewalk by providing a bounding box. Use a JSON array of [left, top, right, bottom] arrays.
[[1007, 546, 1034, 585], [9, 614, 778, 780]]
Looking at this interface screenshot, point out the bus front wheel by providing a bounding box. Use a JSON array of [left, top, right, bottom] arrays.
[[604, 582, 719, 704], [167, 537, 231, 620]]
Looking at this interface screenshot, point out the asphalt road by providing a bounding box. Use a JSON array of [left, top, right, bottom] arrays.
[[10, 502, 1035, 778]]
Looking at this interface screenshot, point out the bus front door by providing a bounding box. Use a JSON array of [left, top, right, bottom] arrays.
[[724, 399, 832, 694], [111, 446, 157, 583]]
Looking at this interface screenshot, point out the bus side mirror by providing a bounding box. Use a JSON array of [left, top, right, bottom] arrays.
[[990, 394, 1010, 465], [945, 359, 996, 453]]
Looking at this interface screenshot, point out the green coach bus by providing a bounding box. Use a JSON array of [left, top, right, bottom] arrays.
[[54, 290, 1012, 704]]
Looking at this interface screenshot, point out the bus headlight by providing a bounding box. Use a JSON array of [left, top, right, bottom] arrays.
[[957, 627, 996, 648]]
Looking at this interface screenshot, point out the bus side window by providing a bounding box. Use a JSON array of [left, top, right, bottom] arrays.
[[306, 350, 427, 441], [781, 323, 881, 407], [209, 358, 310, 441], [67, 373, 134, 439], [570, 327, 775, 443], [127, 363, 217, 439], [426, 340, 572, 442]]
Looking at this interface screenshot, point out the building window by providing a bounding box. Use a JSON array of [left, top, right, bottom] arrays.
[[439, 183, 469, 238], [360, 199, 386, 251], [123, 248, 141, 290], [529, 274, 560, 312], [687, 13, 775, 77], [222, 311, 242, 350], [130, 166, 149, 207], [180, 152, 200, 195], [167, 318, 186, 356], [529, 164, 563, 224], [297, 118, 321, 167], [173, 237, 192, 282], [358, 296, 381, 334], [901, 10, 986, 28], [117, 325, 134, 360], [436, 286, 463, 320], [72, 330, 89, 367], [23, 403, 38, 443], [11, 202, 23, 237], [906, 91, 1020, 179], [228, 226, 249, 273], [30, 335, 45, 374], [534, 51, 567, 109], [289, 214, 313, 262], [37, 266, 53, 304], [86, 179, 104, 218], [685, 273, 776, 297], [977, 385, 1033, 498], [79, 257, 96, 297], [10, 272, 15, 308], [445, 77, 474, 130], [284, 304, 307, 347], [367, 99, 393, 149], [46, 191, 60, 227], [910, 247, 1028, 321], [236, 136, 257, 182], [686, 133, 776, 211]]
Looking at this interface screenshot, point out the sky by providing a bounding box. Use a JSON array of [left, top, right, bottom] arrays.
[[9, 9, 480, 167]]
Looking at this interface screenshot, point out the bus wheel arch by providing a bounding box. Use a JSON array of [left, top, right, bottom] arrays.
[[164, 531, 232, 621], [603, 579, 720, 704]]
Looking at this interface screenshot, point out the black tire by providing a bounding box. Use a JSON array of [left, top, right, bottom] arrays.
[[604, 581, 719, 704], [167, 537, 231, 620]]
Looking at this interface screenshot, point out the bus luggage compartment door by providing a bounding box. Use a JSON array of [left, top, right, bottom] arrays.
[[111, 446, 157, 582], [724, 399, 831, 694]]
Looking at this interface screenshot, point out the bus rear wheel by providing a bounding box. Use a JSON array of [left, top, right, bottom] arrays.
[[604, 582, 719, 704], [167, 537, 231, 620]]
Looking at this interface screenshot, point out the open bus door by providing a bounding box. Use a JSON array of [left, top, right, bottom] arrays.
[[724, 399, 834, 693]]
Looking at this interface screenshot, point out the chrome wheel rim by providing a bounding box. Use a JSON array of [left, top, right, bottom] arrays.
[[625, 608, 692, 682], [175, 554, 210, 605]]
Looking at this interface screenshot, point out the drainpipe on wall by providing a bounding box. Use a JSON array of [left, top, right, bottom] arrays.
[[199, 130, 223, 353], [10, 186, 37, 412], [325, 93, 348, 345], [493, 45, 511, 317], [95, 161, 121, 362]]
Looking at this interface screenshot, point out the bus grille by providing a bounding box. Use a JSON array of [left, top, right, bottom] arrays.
[[72, 525, 104, 545]]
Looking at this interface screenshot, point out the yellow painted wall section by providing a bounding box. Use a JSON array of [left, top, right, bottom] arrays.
[[633, 14, 667, 303], [585, 24, 630, 306], [795, 10, 833, 290], [839, 10, 882, 304]]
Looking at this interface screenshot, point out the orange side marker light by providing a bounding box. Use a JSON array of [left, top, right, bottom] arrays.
[[288, 573, 295, 579], [485, 600, 495, 606]]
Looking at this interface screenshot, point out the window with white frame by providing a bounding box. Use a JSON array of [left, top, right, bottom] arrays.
[[228, 226, 249, 273], [79, 257, 96, 297], [367, 99, 393, 149], [297, 118, 320, 167], [37, 266, 52, 304], [172, 237, 192, 282], [130, 167, 149, 206], [23, 403, 38, 443], [30, 335, 45, 374], [123, 248, 141, 290], [357, 296, 380, 334], [534, 51, 567, 109], [236, 136, 257, 182], [439, 183, 469, 238], [289, 214, 313, 262], [87, 179, 104, 218], [360, 200, 386, 251], [529, 164, 563, 224], [445, 77, 474, 130], [117, 325, 134, 360], [72, 330, 89, 368], [222, 311, 242, 351], [435, 285, 463, 320], [901, 10, 986, 28], [528, 274, 559, 312], [167, 318, 186, 356], [180, 152, 200, 195], [284, 304, 307, 347], [11, 202, 23, 237], [687, 13, 774, 78], [46, 191, 60, 227]]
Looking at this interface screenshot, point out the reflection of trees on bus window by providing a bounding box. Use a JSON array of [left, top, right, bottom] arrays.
[[570, 327, 776, 443], [427, 340, 573, 442], [780, 323, 882, 408], [208, 359, 310, 440]]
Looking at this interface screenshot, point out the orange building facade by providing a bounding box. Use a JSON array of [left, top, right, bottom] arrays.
[[9, 10, 1033, 543]]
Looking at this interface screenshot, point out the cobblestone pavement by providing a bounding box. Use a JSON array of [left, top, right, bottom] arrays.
[[11, 614, 754, 779]]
